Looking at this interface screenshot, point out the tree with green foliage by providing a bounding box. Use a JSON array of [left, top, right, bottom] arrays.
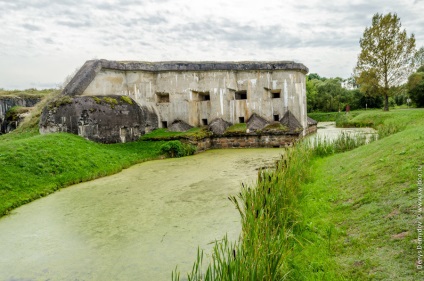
[[415, 46, 424, 69], [407, 65, 424, 107], [355, 13, 416, 111], [306, 77, 318, 112]]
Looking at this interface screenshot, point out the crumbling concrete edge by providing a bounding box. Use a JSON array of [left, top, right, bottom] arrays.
[[62, 59, 309, 96]]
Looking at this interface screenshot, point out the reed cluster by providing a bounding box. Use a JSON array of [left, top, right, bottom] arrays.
[[173, 130, 377, 280]]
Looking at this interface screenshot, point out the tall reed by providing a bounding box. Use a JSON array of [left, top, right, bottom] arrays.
[[173, 132, 374, 280]]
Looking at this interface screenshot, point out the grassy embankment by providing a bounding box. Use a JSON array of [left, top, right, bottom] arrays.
[[0, 88, 54, 98], [0, 89, 196, 217], [176, 109, 423, 280], [0, 132, 169, 217]]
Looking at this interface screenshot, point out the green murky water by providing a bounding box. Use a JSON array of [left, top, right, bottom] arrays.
[[0, 123, 374, 281], [0, 148, 284, 281]]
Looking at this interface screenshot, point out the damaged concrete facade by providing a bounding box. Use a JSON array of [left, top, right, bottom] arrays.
[[67, 59, 307, 128], [42, 59, 311, 143]]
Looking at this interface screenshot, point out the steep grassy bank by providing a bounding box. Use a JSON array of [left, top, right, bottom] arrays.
[[176, 109, 423, 280], [0, 132, 168, 217], [299, 109, 424, 280]]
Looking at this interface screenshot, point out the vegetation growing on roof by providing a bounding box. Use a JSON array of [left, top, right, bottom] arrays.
[[224, 123, 247, 135], [0, 88, 55, 98], [120, 95, 134, 105]]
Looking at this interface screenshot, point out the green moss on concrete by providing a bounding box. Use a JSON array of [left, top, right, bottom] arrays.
[[120, 96, 133, 105], [261, 122, 289, 133], [102, 97, 118, 109], [224, 123, 247, 135], [48, 95, 72, 109]]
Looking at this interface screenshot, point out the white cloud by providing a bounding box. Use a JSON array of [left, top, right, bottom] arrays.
[[0, 0, 423, 89]]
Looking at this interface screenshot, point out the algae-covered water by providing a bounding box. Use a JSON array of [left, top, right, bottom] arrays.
[[0, 123, 374, 281], [0, 148, 284, 281], [314, 121, 376, 139]]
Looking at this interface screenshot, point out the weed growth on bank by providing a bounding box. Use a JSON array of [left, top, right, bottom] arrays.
[[173, 109, 421, 280]]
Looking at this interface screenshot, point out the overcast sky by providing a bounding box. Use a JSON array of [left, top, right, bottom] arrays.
[[0, 0, 423, 90]]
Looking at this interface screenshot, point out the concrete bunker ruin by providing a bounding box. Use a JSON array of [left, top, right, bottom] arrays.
[[40, 59, 314, 144]]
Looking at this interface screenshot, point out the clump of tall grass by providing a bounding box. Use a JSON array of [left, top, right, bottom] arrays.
[[159, 140, 196, 158], [309, 131, 371, 158], [173, 145, 313, 280], [376, 122, 406, 139], [173, 132, 376, 280]]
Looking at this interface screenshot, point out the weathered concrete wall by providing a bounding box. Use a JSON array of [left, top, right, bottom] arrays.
[[67, 60, 308, 135], [0, 97, 41, 134], [185, 133, 300, 152], [39, 96, 157, 143]]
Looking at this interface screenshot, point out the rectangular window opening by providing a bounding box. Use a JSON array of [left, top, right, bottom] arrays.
[[193, 90, 211, 101], [202, 118, 208, 126], [161, 121, 168, 128], [199, 92, 210, 101], [271, 90, 281, 99], [156, 92, 170, 103], [239, 117, 245, 123], [273, 114, 280, 121], [235, 90, 247, 100]]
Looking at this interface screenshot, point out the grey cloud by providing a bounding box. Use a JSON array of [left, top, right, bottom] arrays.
[[43, 38, 54, 44], [95, 2, 115, 10], [120, 14, 169, 27], [56, 19, 92, 28], [21, 23, 42, 31], [162, 19, 324, 49]]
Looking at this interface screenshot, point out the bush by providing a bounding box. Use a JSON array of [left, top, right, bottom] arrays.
[[159, 140, 196, 158], [335, 113, 350, 127]]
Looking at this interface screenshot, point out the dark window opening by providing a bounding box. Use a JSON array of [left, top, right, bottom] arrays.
[[239, 117, 245, 123], [156, 92, 170, 103], [193, 90, 211, 101], [235, 90, 247, 100], [199, 93, 210, 101], [161, 121, 168, 128], [202, 118, 208, 125], [271, 90, 281, 99], [273, 114, 280, 121]]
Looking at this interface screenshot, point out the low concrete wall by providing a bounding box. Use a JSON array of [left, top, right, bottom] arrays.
[[186, 133, 301, 153], [211, 134, 299, 149], [306, 124, 317, 135]]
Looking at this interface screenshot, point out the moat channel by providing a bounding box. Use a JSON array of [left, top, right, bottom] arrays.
[[0, 122, 374, 281]]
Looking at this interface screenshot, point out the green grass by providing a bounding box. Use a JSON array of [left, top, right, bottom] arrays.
[[309, 110, 376, 122], [175, 109, 424, 280], [0, 132, 167, 217], [0, 88, 56, 98], [224, 123, 247, 135], [298, 109, 424, 280]]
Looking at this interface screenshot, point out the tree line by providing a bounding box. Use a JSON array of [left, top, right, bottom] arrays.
[[308, 13, 424, 113]]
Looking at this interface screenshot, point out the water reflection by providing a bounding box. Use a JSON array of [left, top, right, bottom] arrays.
[[312, 121, 376, 141]]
